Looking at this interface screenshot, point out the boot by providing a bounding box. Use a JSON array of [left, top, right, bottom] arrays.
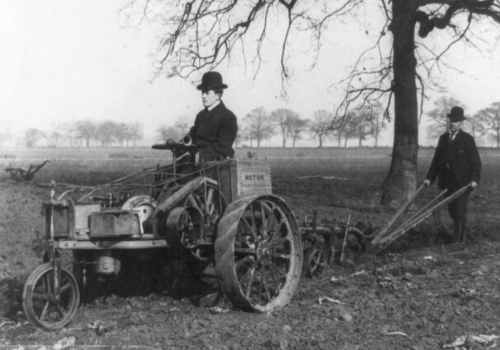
[[453, 221, 465, 243], [458, 221, 467, 243]]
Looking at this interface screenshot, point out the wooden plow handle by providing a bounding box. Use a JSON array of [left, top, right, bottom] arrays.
[[371, 184, 472, 251], [368, 184, 426, 239]]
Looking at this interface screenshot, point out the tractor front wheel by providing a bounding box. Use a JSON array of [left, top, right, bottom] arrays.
[[22, 263, 80, 330]]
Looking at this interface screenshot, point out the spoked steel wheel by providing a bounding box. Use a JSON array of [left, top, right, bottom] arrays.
[[215, 194, 303, 312], [22, 263, 80, 330], [184, 182, 226, 233], [184, 182, 226, 261], [304, 248, 326, 278]]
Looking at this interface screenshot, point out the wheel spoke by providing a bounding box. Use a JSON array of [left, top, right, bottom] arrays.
[[194, 193, 204, 212], [241, 217, 255, 237], [235, 255, 255, 269], [60, 282, 72, 294], [32, 292, 51, 301], [248, 203, 258, 242], [260, 201, 267, 239], [234, 247, 257, 256], [271, 252, 291, 260], [43, 273, 51, 294], [39, 301, 50, 322], [206, 188, 214, 214], [187, 195, 201, 212], [268, 264, 285, 290], [263, 281, 272, 301], [244, 269, 256, 298]]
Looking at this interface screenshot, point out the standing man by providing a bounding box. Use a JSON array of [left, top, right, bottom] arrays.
[[423, 106, 482, 243], [188, 71, 238, 162]]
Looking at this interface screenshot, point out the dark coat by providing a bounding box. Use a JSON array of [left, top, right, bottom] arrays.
[[189, 101, 238, 162], [426, 129, 481, 190]]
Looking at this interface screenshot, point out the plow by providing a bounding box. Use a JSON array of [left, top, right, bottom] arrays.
[[21, 137, 471, 330], [299, 184, 471, 276]]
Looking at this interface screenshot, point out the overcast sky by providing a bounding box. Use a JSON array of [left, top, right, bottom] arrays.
[[1, 0, 500, 147]]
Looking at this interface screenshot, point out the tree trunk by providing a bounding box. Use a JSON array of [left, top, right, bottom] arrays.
[[381, 0, 419, 206]]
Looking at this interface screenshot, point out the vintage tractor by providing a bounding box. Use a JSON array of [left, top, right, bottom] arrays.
[[22, 137, 303, 330]]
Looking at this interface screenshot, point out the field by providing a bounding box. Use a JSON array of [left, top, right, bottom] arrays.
[[1, 146, 499, 350]]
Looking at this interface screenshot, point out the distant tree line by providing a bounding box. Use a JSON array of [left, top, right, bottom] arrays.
[[21, 120, 143, 148], [9, 97, 500, 149], [426, 96, 500, 148], [234, 104, 388, 148]]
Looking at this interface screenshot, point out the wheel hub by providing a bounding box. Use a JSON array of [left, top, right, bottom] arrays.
[[256, 241, 272, 264]]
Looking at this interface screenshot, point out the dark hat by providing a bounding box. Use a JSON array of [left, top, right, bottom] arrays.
[[197, 71, 228, 91], [447, 106, 466, 122]]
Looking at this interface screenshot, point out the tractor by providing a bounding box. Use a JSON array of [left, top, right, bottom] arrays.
[[22, 137, 303, 330]]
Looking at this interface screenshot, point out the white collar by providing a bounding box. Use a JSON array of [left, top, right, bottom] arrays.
[[207, 101, 221, 111]]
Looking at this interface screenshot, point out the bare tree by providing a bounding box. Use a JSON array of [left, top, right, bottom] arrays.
[[270, 108, 299, 148], [174, 116, 192, 137], [310, 110, 334, 148], [114, 123, 129, 147], [125, 0, 500, 204], [289, 116, 308, 148], [477, 102, 500, 147], [156, 125, 181, 142], [349, 106, 372, 147], [365, 103, 387, 148], [74, 120, 96, 147], [238, 125, 254, 147], [341, 113, 359, 148], [58, 123, 76, 148], [25, 128, 44, 148], [426, 97, 465, 142], [96, 121, 117, 147], [48, 130, 62, 148], [128, 122, 144, 147], [243, 107, 275, 148], [468, 113, 486, 141]]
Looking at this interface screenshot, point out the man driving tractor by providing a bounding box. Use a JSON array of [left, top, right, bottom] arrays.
[[188, 71, 238, 162]]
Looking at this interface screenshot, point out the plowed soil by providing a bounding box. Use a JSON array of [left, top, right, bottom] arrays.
[[1, 147, 499, 350]]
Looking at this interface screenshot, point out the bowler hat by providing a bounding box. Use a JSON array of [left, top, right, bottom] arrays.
[[447, 106, 466, 122], [197, 71, 228, 91]]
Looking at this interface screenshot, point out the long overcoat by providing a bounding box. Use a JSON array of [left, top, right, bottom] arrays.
[[189, 101, 238, 162], [425, 129, 481, 190]]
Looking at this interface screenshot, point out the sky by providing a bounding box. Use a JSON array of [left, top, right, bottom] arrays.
[[1, 0, 500, 147]]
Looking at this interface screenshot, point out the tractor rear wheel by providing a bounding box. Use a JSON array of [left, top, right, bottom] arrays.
[[215, 195, 302, 312]]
